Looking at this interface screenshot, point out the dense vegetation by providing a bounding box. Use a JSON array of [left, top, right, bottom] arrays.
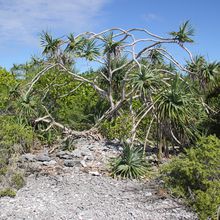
[[0, 22, 219, 219], [162, 135, 220, 219]]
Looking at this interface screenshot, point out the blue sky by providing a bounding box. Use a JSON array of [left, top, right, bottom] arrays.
[[0, 0, 219, 70]]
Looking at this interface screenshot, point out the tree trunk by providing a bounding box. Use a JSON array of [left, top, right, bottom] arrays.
[[157, 130, 163, 161], [164, 139, 169, 158]]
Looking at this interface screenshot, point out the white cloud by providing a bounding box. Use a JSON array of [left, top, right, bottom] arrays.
[[0, 0, 108, 46], [142, 13, 160, 22]]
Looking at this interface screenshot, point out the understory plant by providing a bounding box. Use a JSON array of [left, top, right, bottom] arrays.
[[0, 116, 35, 155], [0, 188, 16, 198], [161, 135, 220, 220], [100, 114, 132, 141], [110, 144, 149, 179]]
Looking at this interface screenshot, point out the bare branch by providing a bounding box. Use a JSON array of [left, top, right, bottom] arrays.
[[25, 63, 57, 98], [59, 82, 85, 98], [58, 63, 107, 98]]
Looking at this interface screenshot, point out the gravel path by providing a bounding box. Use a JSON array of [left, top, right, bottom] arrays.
[[0, 169, 197, 220], [0, 139, 197, 220]]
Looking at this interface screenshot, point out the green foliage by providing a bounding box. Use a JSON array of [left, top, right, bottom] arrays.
[[187, 56, 220, 90], [0, 188, 16, 198], [11, 173, 25, 190], [80, 39, 100, 61], [0, 117, 35, 184], [65, 34, 85, 53], [156, 76, 193, 123], [36, 128, 58, 146], [0, 167, 7, 176], [194, 181, 220, 220], [103, 32, 123, 56], [202, 78, 220, 138], [40, 31, 62, 57], [130, 64, 161, 98], [30, 69, 105, 130], [98, 56, 129, 100], [100, 114, 132, 141], [161, 135, 220, 219], [0, 68, 17, 110], [170, 20, 194, 43], [61, 137, 76, 152], [155, 75, 202, 144], [0, 116, 34, 153], [110, 144, 149, 179], [65, 34, 100, 61]]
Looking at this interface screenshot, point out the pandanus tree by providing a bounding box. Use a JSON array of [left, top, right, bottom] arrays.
[[128, 63, 162, 150], [155, 76, 199, 158], [186, 56, 220, 138], [98, 56, 129, 101], [147, 46, 164, 66], [187, 56, 220, 90], [41, 32, 62, 59], [21, 21, 207, 157], [170, 20, 194, 44]]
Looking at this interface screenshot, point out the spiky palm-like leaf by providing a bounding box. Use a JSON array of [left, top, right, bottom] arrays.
[[9, 83, 20, 99], [40, 31, 62, 57], [103, 32, 123, 57], [16, 96, 38, 124], [65, 34, 86, 54], [110, 144, 148, 179], [155, 75, 201, 141], [98, 56, 128, 97], [148, 47, 164, 65], [187, 56, 220, 89], [170, 20, 194, 43], [130, 64, 161, 98], [187, 56, 206, 73], [203, 62, 219, 83], [155, 75, 193, 123], [81, 39, 100, 61]]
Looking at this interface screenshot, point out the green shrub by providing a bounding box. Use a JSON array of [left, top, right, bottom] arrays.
[[36, 128, 58, 146], [194, 181, 220, 220], [0, 188, 16, 198], [61, 137, 76, 152], [0, 116, 34, 153], [10, 173, 25, 190], [110, 144, 149, 179], [0, 68, 17, 110], [161, 135, 220, 220], [100, 114, 132, 141], [0, 116, 35, 174], [0, 167, 7, 176]]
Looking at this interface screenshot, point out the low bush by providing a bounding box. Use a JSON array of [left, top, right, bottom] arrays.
[[0, 116, 35, 192], [161, 135, 220, 220], [110, 144, 149, 179], [0, 167, 7, 176], [0, 188, 16, 198], [0, 116, 35, 154], [100, 114, 132, 141], [10, 173, 25, 190]]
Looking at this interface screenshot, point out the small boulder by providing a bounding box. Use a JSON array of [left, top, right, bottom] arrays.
[[42, 160, 57, 166], [64, 159, 81, 167], [80, 160, 87, 168], [56, 151, 73, 159], [35, 154, 51, 162], [70, 150, 82, 158], [89, 171, 101, 176], [21, 153, 36, 162]]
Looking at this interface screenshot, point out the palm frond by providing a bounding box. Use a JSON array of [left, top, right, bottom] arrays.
[[110, 144, 149, 179], [169, 20, 194, 43]]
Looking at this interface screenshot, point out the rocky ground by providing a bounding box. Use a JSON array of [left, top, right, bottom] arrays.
[[0, 139, 197, 220]]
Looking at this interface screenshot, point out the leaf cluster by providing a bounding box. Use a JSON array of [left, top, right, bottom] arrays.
[[161, 135, 220, 219], [110, 144, 149, 179]]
